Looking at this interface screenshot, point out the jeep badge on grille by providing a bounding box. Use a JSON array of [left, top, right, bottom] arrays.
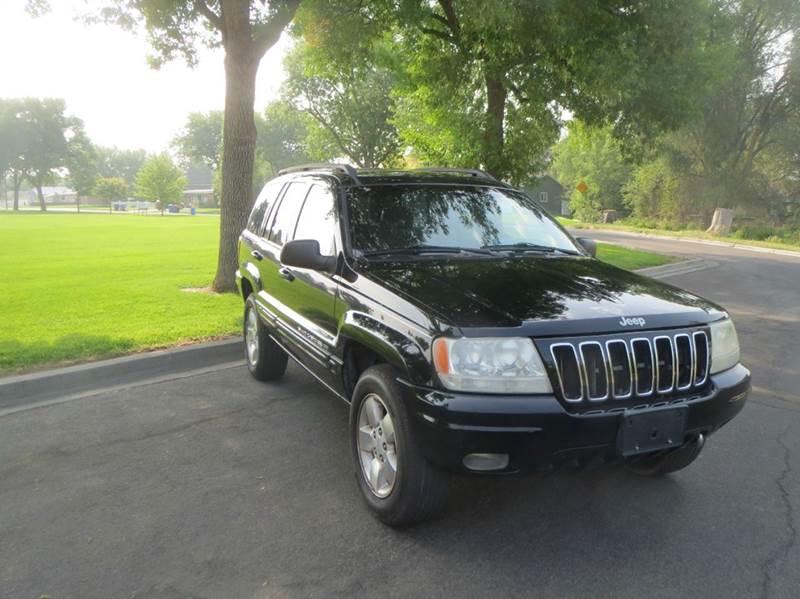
[[619, 316, 646, 327]]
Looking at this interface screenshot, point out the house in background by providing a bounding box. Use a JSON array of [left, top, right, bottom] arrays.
[[17, 186, 77, 206], [523, 175, 570, 217], [183, 164, 217, 207]]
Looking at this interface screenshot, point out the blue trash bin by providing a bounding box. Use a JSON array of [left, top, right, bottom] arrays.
[[190, 207, 196, 216]]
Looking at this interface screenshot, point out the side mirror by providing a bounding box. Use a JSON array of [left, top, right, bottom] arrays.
[[576, 237, 597, 257], [280, 239, 337, 273]]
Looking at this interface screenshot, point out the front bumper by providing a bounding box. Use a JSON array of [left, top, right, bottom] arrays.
[[404, 363, 750, 473]]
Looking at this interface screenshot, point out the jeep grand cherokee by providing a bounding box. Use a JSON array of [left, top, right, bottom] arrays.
[[236, 164, 750, 525]]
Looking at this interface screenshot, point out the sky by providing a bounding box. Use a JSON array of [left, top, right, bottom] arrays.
[[0, 1, 290, 153]]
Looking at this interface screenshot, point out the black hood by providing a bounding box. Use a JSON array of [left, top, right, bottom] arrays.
[[360, 256, 725, 336]]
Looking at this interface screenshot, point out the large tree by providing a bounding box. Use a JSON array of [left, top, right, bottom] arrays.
[[256, 100, 319, 173], [283, 39, 402, 167], [96, 146, 148, 185], [173, 111, 224, 171], [94, 176, 130, 210], [14, 98, 83, 211], [301, 0, 714, 183], [135, 154, 186, 213], [618, 0, 800, 223], [66, 127, 99, 204], [1, 99, 30, 210], [96, 0, 301, 291], [0, 100, 23, 210], [551, 121, 632, 222], [666, 0, 800, 212]]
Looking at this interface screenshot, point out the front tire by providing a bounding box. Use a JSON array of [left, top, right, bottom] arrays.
[[350, 364, 449, 526], [243, 295, 287, 382]]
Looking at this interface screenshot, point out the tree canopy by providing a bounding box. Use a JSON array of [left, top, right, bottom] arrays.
[[283, 38, 402, 168], [93, 176, 129, 205], [135, 154, 186, 212], [295, 0, 714, 183], [551, 122, 631, 222], [173, 111, 224, 171]]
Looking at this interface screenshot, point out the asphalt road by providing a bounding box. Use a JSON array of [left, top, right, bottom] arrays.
[[2, 233, 799, 599]]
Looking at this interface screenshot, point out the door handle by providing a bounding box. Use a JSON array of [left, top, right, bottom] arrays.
[[251, 250, 263, 261], [278, 267, 295, 282]]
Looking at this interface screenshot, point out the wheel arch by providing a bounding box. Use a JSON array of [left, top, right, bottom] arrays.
[[338, 311, 433, 399]]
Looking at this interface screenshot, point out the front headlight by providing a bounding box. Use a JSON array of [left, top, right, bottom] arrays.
[[432, 337, 553, 393], [709, 318, 740, 374]]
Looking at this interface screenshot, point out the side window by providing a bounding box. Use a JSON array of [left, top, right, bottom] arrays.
[[293, 185, 337, 255], [268, 182, 310, 245], [539, 191, 548, 204], [247, 181, 283, 234]]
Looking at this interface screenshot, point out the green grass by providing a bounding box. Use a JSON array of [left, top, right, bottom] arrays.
[[0, 212, 241, 373], [596, 242, 674, 270], [558, 217, 800, 253], [0, 213, 672, 373]]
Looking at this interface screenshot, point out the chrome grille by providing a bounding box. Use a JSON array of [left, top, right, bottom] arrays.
[[544, 330, 710, 404]]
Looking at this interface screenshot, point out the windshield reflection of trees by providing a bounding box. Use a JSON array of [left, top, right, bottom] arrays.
[[348, 186, 555, 251]]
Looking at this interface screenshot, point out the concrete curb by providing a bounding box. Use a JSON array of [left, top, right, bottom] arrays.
[[0, 337, 244, 410], [571, 227, 800, 259], [634, 258, 717, 280]]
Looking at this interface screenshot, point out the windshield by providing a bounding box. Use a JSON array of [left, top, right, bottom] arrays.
[[347, 185, 579, 255]]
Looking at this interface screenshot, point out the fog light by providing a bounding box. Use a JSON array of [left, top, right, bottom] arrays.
[[462, 453, 509, 471]]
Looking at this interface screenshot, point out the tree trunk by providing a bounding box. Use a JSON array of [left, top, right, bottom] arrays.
[[36, 181, 47, 211], [482, 73, 507, 178], [212, 51, 260, 292], [12, 172, 21, 210]]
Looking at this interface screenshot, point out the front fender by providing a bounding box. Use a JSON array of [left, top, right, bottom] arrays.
[[241, 262, 261, 291], [339, 311, 434, 387]]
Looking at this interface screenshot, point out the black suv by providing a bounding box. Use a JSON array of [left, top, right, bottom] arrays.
[[236, 164, 750, 525]]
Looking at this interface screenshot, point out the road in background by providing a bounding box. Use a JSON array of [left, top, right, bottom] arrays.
[[1, 232, 798, 598]]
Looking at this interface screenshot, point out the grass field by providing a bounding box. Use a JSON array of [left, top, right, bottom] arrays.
[[0, 213, 671, 373], [595, 243, 673, 270], [0, 213, 241, 373]]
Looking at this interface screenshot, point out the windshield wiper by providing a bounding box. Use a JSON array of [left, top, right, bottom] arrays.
[[481, 242, 579, 255], [362, 244, 494, 258]]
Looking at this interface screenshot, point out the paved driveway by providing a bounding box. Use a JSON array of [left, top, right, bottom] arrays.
[[1, 233, 799, 598]]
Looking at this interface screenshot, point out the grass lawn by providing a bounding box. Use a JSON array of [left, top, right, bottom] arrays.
[[0, 213, 241, 373], [596, 242, 674, 270], [559, 216, 800, 253], [0, 213, 672, 373]]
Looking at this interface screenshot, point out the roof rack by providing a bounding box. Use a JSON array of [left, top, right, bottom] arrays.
[[278, 163, 362, 186], [412, 167, 501, 184]]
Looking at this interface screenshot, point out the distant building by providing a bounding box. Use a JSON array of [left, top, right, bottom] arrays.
[[523, 175, 570, 217], [183, 188, 215, 207], [183, 164, 217, 207], [16, 186, 78, 206]]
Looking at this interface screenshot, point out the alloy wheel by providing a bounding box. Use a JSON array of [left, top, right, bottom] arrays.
[[245, 308, 259, 366], [357, 393, 397, 498]]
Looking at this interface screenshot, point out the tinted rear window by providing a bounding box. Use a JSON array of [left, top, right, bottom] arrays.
[[247, 181, 284, 234], [268, 182, 310, 245]]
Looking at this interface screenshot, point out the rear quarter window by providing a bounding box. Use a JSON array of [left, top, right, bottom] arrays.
[[267, 182, 311, 245], [247, 181, 284, 235]]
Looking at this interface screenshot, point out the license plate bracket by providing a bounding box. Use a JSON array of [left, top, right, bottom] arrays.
[[617, 405, 688, 457]]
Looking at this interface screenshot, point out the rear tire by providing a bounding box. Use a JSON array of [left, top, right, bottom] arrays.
[[626, 434, 705, 476], [350, 364, 449, 526], [243, 295, 287, 382]]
